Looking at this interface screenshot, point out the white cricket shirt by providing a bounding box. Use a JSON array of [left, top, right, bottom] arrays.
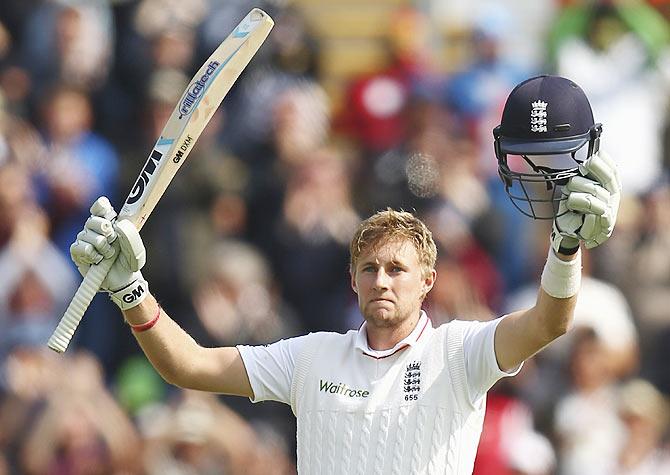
[[237, 312, 520, 474]]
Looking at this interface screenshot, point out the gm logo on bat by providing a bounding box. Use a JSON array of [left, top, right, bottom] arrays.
[[173, 135, 193, 163], [179, 61, 221, 118], [127, 149, 163, 205]]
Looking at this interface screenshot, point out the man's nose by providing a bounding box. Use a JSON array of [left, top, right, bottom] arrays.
[[373, 268, 390, 289]]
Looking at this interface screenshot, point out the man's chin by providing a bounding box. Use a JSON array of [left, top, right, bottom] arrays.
[[364, 309, 398, 328]]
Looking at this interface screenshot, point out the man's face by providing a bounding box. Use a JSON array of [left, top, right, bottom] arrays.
[[351, 238, 435, 329]]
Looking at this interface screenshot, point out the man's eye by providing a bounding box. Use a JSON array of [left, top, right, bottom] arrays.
[[362, 266, 375, 272], [391, 266, 403, 273]]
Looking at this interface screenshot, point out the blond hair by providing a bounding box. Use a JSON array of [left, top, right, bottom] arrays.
[[350, 209, 437, 277]]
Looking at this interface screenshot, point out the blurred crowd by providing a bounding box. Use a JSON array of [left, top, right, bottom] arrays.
[[2, 0, 670, 474]]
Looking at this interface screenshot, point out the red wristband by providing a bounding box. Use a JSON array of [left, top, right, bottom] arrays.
[[129, 305, 161, 333]]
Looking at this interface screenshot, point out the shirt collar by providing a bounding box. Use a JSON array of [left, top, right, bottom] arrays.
[[355, 310, 431, 359]]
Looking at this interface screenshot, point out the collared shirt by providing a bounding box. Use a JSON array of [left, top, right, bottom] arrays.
[[237, 312, 520, 406], [354, 310, 430, 359], [239, 313, 523, 474]]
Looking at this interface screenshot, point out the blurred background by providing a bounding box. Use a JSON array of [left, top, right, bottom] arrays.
[[1, 0, 670, 473]]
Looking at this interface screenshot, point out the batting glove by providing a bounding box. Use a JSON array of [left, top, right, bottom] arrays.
[[551, 150, 621, 254], [70, 197, 149, 310]]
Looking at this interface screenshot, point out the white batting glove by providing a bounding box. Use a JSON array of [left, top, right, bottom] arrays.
[[70, 197, 149, 310], [551, 150, 621, 254]]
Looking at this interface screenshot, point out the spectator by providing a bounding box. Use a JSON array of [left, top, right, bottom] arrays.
[[29, 83, 121, 369], [17, 351, 142, 475], [616, 378, 670, 474], [617, 182, 670, 336], [19, 0, 114, 98], [550, 0, 670, 195], [337, 6, 433, 156], [245, 80, 331, 249], [0, 164, 77, 358], [442, 6, 529, 140], [507, 428, 556, 475], [553, 327, 626, 475], [191, 240, 299, 346], [138, 390, 295, 475], [424, 205, 502, 322], [264, 145, 360, 333], [591, 180, 670, 394], [0, 89, 46, 178], [1, 348, 63, 470], [473, 387, 535, 475], [33, 84, 120, 254]]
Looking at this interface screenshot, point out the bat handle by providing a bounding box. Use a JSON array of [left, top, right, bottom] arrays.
[[47, 256, 116, 353]]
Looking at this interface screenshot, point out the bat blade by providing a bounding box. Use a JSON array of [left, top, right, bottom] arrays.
[[121, 8, 274, 229], [47, 8, 274, 353]]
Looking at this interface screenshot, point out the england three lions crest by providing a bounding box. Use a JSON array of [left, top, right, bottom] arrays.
[[530, 100, 548, 133], [403, 361, 421, 401]]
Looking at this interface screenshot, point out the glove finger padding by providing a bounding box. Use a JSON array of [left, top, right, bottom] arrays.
[[550, 150, 621, 253], [85, 216, 117, 243], [90, 196, 118, 221], [565, 176, 610, 201], [578, 213, 600, 241], [77, 228, 115, 259], [578, 150, 621, 195], [114, 219, 146, 272], [566, 192, 608, 215], [71, 239, 104, 266]]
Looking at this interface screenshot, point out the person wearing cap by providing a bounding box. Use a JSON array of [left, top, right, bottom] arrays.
[[68, 75, 621, 474]]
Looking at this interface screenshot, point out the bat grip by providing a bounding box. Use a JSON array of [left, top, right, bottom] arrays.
[[47, 256, 116, 353]]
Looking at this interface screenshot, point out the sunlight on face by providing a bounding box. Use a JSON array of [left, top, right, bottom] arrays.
[[352, 238, 433, 329]]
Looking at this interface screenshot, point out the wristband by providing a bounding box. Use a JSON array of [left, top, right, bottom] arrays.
[[540, 246, 582, 299], [109, 276, 149, 310], [129, 304, 161, 333]]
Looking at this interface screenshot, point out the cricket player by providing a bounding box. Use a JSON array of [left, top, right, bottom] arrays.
[[70, 75, 621, 474]]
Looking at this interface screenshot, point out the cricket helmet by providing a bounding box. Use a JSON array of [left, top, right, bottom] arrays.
[[493, 75, 602, 219]]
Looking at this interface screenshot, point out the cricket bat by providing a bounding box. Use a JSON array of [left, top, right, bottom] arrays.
[[48, 8, 274, 353]]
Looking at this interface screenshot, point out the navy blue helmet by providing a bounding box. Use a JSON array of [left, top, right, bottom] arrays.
[[493, 75, 602, 219]]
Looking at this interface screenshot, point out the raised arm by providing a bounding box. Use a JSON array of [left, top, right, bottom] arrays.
[[494, 249, 579, 372], [70, 197, 253, 397], [123, 295, 253, 396], [494, 151, 621, 371]]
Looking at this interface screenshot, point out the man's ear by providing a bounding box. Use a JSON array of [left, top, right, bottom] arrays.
[[421, 269, 436, 299], [350, 268, 358, 293]]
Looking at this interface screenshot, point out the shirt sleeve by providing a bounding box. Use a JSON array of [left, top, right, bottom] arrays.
[[461, 316, 523, 405], [237, 334, 310, 404]]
